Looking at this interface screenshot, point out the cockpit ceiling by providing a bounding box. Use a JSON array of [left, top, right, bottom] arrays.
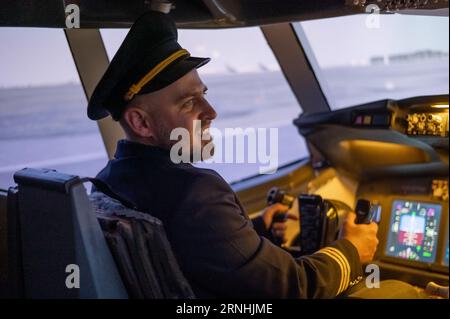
[[0, 0, 448, 28]]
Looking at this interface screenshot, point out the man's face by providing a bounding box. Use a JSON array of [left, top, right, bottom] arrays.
[[127, 69, 217, 160]]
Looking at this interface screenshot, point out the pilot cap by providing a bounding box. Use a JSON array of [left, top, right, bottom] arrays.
[[87, 11, 210, 121]]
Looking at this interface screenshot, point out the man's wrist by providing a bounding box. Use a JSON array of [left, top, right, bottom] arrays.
[[252, 214, 271, 237], [338, 238, 361, 263]]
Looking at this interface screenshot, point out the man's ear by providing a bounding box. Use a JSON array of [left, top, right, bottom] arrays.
[[123, 107, 155, 139]]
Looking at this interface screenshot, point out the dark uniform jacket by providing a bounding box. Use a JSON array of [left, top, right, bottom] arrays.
[[96, 140, 364, 298]]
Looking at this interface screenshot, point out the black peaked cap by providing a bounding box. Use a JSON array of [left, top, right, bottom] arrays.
[[88, 11, 210, 120]]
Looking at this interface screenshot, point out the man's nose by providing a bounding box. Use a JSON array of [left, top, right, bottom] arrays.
[[200, 98, 217, 121]]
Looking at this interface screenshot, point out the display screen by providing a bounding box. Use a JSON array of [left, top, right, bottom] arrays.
[[444, 231, 449, 266], [386, 200, 441, 263]]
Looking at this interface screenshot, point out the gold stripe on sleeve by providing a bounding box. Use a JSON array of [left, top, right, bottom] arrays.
[[315, 247, 351, 295]]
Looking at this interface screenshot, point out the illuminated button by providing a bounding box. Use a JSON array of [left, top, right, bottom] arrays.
[[363, 115, 372, 125], [354, 115, 363, 125]]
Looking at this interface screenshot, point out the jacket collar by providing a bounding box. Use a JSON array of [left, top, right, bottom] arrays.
[[114, 139, 171, 160]]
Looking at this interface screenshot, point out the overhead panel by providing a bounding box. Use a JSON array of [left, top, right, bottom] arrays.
[[0, 0, 447, 28]]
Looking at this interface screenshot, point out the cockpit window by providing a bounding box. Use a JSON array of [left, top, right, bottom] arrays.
[[295, 14, 449, 110], [101, 27, 308, 183], [0, 28, 108, 190]]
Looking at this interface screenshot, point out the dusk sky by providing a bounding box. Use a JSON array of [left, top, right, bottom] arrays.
[[0, 14, 448, 88]]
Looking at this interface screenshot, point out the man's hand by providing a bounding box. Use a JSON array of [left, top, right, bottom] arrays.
[[261, 203, 298, 244], [341, 212, 379, 264]]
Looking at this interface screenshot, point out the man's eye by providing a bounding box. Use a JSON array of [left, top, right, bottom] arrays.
[[183, 100, 194, 109]]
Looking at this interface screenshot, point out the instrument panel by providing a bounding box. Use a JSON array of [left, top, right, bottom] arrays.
[[392, 101, 450, 138], [295, 96, 449, 287], [350, 98, 450, 138], [385, 200, 442, 263], [406, 111, 449, 137], [296, 95, 449, 142], [346, 0, 449, 12], [357, 177, 449, 286]]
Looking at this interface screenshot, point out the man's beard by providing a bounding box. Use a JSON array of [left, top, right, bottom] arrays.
[[157, 122, 215, 162], [190, 124, 215, 162], [155, 122, 175, 151], [197, 128, 215, 162]]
